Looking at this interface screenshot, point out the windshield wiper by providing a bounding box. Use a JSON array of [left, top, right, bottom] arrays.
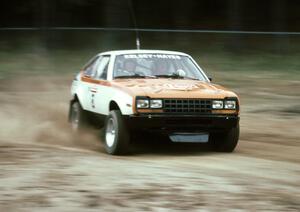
[[155, 74, 199, 80], [114, 74, 157, 79], [154, 74, 176, 78]]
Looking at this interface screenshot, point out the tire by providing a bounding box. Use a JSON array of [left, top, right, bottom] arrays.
[[103, 110, 130, 155], [210, 125, 240, 152], [69, 101, 89, 131]]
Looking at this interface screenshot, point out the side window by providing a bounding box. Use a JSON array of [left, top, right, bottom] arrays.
[[83, 56, 99, 77], [94, 56, 110, 80]]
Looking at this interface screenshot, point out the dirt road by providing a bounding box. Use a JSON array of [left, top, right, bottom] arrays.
[[0, 74, 300, 211]]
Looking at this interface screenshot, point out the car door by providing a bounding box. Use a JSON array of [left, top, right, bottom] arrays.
[[88, 55, 111, 114], [80, 56, 100, 111]]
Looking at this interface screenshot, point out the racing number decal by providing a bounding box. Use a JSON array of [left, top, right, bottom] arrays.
[[91, 93, 95, 108], [90, 87, 97, 109]]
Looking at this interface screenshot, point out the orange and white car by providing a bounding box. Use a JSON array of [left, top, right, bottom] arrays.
[[69, 50, 240, 155]]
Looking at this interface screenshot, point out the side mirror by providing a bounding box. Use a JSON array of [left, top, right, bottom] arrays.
[[208, 77, 212, 82]]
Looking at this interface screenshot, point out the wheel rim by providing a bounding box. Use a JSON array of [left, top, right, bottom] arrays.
[[106, 118, 116, 148], [71, 104, 79, 130]]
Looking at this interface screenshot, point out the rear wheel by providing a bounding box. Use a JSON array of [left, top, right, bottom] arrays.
[[210, 125, 240, 152], [104, 110, 130, 155], [70, 101, 88, 131]]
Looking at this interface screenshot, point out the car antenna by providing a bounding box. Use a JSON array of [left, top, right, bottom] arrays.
[[128, 0, 141, 50]]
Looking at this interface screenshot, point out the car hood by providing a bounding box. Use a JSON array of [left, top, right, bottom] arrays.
[[111, 78, 238, 99]]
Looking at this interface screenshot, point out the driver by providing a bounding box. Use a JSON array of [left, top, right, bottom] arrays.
[[123, 59, 137, 73], [152, 60, 169, 75]]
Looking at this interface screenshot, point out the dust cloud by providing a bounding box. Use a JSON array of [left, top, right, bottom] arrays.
[[0, 75, 101, 151]]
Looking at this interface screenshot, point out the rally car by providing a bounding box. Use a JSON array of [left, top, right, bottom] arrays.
[[69, 50, 240, 155]]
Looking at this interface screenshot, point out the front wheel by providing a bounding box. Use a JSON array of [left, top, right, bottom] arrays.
[[104, 110, 130, 155], [210, 125, 240, 152]]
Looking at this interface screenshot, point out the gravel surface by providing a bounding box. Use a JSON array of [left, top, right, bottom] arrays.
[[0, 75, 299, 211]]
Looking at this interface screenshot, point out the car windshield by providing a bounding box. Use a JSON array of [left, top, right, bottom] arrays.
[[113, 54, 207, 81]]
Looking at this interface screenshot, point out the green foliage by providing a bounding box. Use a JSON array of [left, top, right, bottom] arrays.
[[0, 31, 299, 79]]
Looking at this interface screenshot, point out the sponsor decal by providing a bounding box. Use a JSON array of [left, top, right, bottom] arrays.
[[124, 54, 181, 60], [130, 82, 200, 92], [122, 80, 223, 94], [162, 83, 198, 91]]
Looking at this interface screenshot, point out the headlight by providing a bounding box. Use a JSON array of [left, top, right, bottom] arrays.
[[212, 100, 223, 109], [224, 100, 236, 109], [136, 99, 149, 108], [150, 99, 162, 108]]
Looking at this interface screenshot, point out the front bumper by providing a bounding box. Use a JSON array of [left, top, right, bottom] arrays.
[[125, 114, 239, 133]]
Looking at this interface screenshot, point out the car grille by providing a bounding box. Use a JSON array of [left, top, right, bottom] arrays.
[[163, 99, 212, 114]]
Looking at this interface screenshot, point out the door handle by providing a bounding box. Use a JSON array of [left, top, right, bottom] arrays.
[[89, 87, 97, 93]]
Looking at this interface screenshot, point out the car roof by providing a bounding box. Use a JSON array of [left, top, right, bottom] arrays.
[[98, 49, 190, 57]]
